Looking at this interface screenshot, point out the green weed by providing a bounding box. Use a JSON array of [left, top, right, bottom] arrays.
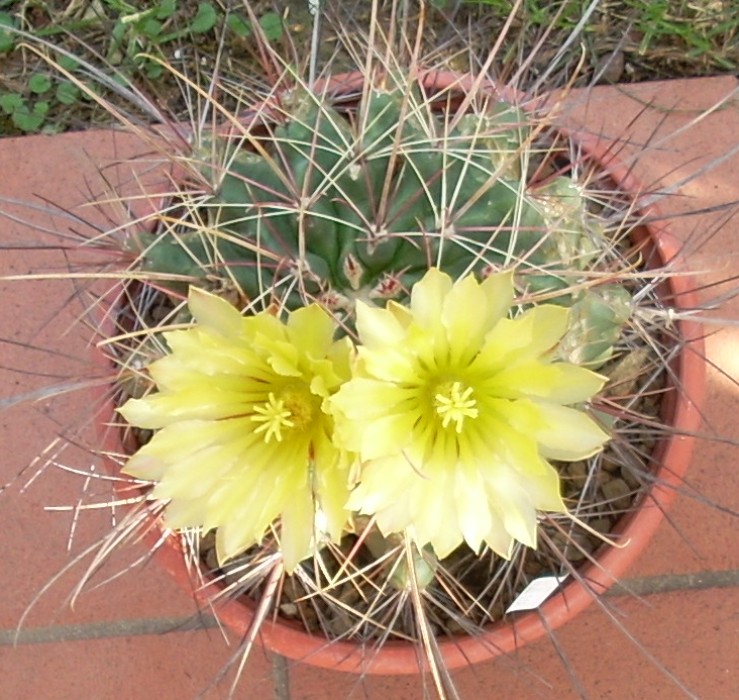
[[461, 0, 738, 70], [623, 0, 738, 70], [0, 0, 736, 135], [0, 1, 283, 134]]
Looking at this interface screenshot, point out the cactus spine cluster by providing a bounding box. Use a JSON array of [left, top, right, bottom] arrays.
[[133, 79, 630, 365]]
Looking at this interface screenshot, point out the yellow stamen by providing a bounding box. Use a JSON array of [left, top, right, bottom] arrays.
[[251, 393, 294, 443], [434, 381, 478, 433]]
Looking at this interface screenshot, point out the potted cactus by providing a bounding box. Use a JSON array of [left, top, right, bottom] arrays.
[[3, 3, 711, 697], [95, 59, 703, 683]]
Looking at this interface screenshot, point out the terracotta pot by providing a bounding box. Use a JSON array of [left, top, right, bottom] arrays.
[[99, 71, 706, 675]]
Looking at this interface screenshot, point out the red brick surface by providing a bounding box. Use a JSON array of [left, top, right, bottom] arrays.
[[1, 76, 738, 699]]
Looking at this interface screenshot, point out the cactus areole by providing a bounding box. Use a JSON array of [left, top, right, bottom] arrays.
[[111, 72, 705, 674]]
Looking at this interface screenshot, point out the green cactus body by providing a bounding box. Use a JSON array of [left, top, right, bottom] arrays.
[[135, 83, 631, 350]]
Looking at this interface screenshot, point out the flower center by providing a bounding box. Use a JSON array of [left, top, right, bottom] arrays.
[[251, 393, 293, 443], [433, 380, 478, 433], [281, 383, 319, 431], [250, 384, 318, 443]]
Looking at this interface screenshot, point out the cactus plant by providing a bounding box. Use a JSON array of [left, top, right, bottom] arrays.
[[130, 81, 628, 367], [104, 56, 698, 663]]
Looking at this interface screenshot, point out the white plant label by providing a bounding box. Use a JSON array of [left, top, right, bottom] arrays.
[[505, 575, 569, 613]]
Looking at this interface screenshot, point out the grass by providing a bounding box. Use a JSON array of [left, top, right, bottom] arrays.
[[0, 0, 288, 134], [0, 0, 736, 136]]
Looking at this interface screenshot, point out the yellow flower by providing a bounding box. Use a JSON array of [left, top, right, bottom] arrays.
[[330, 268, 609, 559], [118, 288, 354, 572]]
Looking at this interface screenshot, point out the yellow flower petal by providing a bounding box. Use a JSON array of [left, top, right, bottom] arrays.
[[313, 433, 353, 541], [482, 521, 515, 560], [163, 497, 208, 530], [410, 267, 453, 330], [480, 269, 516, 323], [279, 485, 316, 571], [151, 431, 252, 501], [355, 301, 407, 350], [358, 411, 420, 460], [441, 274, 496, 365], [123, 419, 250, 472], [527, 402, 609, 460], [454, 463, 493, 553], [122, 453, 166, 482], [346, 454, 415, 518], [474, 305, 570, 373], [493, 479, 538, 549], [331, 378, 416, 424], [119, 388, 251, 428], [287, 304, 336, 359], [188, 286, 245, 336], [264, 338, 302, 377], [483, 362, 606, 403]]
